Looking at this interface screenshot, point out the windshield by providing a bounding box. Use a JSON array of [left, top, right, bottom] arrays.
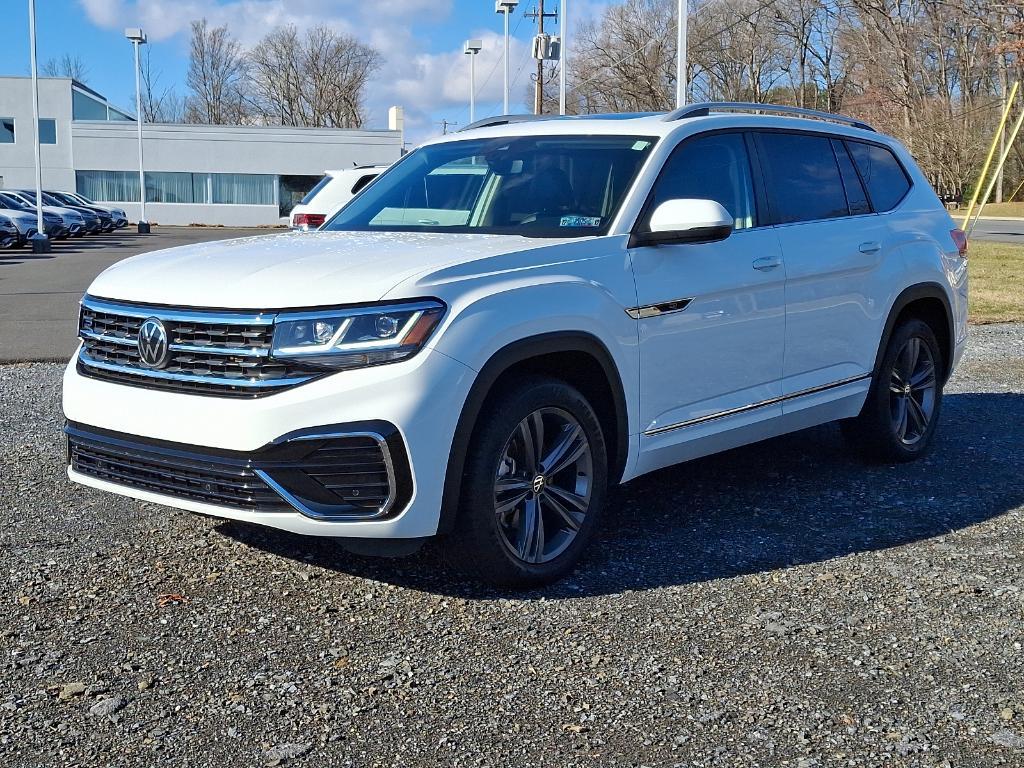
[[0, 193, 31, 211], [323, 134, 657, 237]]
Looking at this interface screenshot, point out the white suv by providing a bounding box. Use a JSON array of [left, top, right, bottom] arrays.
[[289, 165, 389, 230], [63, 104, 969, 587]]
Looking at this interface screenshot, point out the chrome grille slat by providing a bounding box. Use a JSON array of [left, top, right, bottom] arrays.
[[78, 297, 322, 397]]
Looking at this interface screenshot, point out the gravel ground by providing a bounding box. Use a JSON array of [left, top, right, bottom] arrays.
[[2, 326, 1023, 767]]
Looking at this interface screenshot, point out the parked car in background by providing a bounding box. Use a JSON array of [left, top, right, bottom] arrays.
[[19, 190, 101, 235], [47, 191, 122, 231], [290, 165, 389, 230], [0, 207, 39, 246], [0, 191, 68, 239], [65, 192, 128, 229], [63, 105, 968, 587], [3, 190, 84, 237], [0, 214, 18, 249]]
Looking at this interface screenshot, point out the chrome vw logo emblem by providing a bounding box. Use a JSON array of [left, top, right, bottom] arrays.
[[137, 317, 170, 369]]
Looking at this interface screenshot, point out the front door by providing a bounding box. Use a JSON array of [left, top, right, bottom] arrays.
[[630, 131, 786, 461]]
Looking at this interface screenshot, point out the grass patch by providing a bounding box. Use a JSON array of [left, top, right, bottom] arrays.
[[963, 201, 1024, 219], [969, 240, 1024, 323]]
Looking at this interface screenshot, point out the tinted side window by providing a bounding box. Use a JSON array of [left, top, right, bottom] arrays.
[[646, 132, 757, 230], [756, 132, 848, 224], [832, 139, 870, 215], [847, 141, 911, 211]]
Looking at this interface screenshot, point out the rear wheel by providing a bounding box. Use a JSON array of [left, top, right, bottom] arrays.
[[444, 377, 607, 587], [842, 318, 943, 462]]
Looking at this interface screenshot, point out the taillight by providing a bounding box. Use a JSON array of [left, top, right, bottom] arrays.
[[950, 228, 968, 258], [293, 213, 326, 229]]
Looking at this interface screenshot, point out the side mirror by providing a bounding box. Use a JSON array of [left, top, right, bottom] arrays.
[[630, 198, 734, 247]]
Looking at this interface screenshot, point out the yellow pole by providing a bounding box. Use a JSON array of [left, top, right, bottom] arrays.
[[1008, 176, 1024, 203], [968, 104, 1024, 236], [962, 80, 1019, 228]]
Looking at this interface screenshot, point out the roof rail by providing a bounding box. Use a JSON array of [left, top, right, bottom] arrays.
[[458, 114, 559, 132], [662, 102, 875, 132]]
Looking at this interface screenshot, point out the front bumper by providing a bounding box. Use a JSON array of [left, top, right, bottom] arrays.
[[63, 348, 476, 538]]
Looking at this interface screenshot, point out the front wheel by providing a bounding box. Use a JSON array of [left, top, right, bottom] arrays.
[[842, 318, 943, 463], [444, 376, 608, 588]]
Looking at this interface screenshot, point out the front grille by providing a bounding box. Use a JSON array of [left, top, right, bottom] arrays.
[[68, 428, 288, 511], [66, 422, 411, 520], [78, 297, 322, 397]]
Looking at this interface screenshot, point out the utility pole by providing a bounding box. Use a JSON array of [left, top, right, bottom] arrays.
[[438, 119, 457, 135], [526, 1, 557, 115]]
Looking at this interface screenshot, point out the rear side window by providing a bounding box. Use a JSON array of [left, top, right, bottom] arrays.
[[646, 132, 757, 230], [755, 132, 848, 224], [350, 174, 378, 195], [847, 141, 911, 211], [832, 139, 870, 215], [300, 175, 331, 205]]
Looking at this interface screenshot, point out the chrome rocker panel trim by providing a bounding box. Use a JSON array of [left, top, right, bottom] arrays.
[[644, 373, 871, 436]]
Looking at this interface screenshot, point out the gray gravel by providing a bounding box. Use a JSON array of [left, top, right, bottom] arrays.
[[2, 325, 1023, 767]]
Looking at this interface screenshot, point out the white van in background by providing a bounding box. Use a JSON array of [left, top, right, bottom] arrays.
[[290, 165, 390, 230]]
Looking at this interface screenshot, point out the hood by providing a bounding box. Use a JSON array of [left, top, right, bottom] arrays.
[[45, 205, 83, 220], [0, 209, 36, 233], [87, 230, 566, 309]]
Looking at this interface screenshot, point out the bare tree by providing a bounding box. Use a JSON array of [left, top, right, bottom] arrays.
[[246, 25, 381, 128], [185, 19, 250, 124], [141, 49, 184, 123], [42, 54, 88, 82]]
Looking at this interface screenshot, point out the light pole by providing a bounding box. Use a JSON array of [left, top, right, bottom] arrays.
[[675, 0, 687, 108], [27, 0, 49, 253], [495, 0, 519, 115], [125, 27, 150, 234], [464, 39, 482, 123], [559, 0, 567, 115]]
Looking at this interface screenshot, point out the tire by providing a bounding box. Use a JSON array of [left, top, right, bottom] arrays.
[[842, 317, 944, 463], [443, 376, 608, 588]]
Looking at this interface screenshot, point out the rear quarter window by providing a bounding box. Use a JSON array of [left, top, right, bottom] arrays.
[[847, 141, 911, 212]]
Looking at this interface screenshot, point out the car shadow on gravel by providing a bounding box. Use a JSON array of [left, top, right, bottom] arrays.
[[219, 391, 1024, 599]]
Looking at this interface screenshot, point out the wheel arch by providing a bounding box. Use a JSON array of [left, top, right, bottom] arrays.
[[875, 283, 955, 383], [437, 331, 629, 535]]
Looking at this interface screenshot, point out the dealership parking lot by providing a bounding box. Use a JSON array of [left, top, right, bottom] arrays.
[[0, 227, 267, 362], [1, 325, 1022, 766]]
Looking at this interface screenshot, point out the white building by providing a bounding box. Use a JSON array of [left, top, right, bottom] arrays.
[[0, 76, 404, 226]]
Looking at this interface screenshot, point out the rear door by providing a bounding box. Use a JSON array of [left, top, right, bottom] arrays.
[[753, 130, 895, 409]]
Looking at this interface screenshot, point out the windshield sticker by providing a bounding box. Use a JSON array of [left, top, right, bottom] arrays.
[[560, 215, 602, 228], [631, 140, 652, 151]]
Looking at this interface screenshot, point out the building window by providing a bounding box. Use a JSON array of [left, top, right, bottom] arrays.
[[72, 89, 109, 120], [0, 118, 14, 143], [77, 170, 278, 205], [146, 172, 196, 203], [212, 173, 276, 205], [77, 170, 139, 202], [39, 119, 56, 144]]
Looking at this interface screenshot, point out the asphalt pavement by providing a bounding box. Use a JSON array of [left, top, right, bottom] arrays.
[[0, 227, 268, 363], [969, 217, 1024, 244]]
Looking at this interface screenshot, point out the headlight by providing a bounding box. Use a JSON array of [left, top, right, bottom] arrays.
[[271, 300, 445, 370]]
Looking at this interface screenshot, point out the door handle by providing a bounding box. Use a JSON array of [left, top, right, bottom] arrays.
[[752, 256, 782, 271], [858, 241, 881, 254]]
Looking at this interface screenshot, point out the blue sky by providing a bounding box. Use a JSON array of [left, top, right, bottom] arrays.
[[0, 0, 601, 142]]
